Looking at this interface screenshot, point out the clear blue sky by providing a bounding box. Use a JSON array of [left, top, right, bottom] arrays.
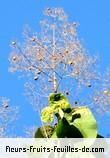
[[0, 0, 110, 137]]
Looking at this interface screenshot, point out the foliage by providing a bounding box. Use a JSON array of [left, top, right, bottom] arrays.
[[41, 93, 70, 123], [35, 93, 98, 138]]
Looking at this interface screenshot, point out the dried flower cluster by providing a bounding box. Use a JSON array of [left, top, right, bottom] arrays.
[[92, 68, 110, 114], [9, 8, 110, 116], [0, 97, 18, 137]]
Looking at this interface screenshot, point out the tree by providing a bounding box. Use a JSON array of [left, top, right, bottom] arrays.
[[0, 96, 18, 137], [9, 8, 110, 137]]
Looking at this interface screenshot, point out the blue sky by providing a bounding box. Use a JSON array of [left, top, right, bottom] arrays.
[[0, 0, 110, 137]]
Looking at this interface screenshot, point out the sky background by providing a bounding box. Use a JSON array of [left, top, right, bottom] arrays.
[[0, 0, 110, 137]]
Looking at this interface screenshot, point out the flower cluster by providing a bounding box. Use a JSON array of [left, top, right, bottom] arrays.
[[9, 8, 109, 117], [0, 97, 18, 137]]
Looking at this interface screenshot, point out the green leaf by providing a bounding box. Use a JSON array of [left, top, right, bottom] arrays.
[[51, 118, 83, 138], [67, 107, 97, 138], [41, 93, 71, 123], [55, 118, 68, 137], [51, 118, 68, 138], [41, 107, 54, 123], [51, 131, 58, 138], [49, 93, 71, 112], [34, 125, 54, 138]]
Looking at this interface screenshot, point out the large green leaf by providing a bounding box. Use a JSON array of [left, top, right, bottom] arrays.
[[66, 106, 97, 138], [49, 93, 71, 111], [40, 93, 97, 138], [34, 125, 54, 138], [54, 118, 68, 138], [51, 118, 83, 138]]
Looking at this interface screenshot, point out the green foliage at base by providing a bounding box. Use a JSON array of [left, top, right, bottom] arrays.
[[35, 93, 103, 138], [34, 125, 54, 138]]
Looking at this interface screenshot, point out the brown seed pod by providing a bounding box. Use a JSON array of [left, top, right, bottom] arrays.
[[12, 41, 16, 45], [34, 76, 38, 80], [12, 56, 17, 61], [37, 70, 41, 74], [31, 37, 36, 42], [103, 90, 110, 95], [87, 84, 92, 88], [4, 104, 9, 108], [48, 78, 53, 82]]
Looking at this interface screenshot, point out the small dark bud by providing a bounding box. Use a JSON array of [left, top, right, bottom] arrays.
[[88, 84, 92, 88], [74, 101, 78, 105], [66, 92, 69, 95]]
